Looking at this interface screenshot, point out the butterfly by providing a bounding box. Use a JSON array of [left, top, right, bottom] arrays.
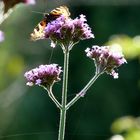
[[30, 5, 71, 41]]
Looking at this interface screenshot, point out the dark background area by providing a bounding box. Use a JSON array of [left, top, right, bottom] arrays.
[[0, 0, 140, 140]]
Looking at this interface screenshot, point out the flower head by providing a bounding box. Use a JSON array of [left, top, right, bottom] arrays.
[[85, 44, 127, 78], [45, 14, 94, 51], [24, 64, 62, 87], [0, 31, 4, 42]]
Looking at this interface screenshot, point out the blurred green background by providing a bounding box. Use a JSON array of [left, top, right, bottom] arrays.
[[0, 0, 140, 140]]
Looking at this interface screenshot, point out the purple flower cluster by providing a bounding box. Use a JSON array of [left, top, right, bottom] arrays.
[[24, 64, 62, 87], [85, 45, 127, 78], [0, 31, 4, 42], [45, 14, 94, 49]]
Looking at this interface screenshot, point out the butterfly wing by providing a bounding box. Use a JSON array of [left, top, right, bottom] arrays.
[[30, 19, 47, 41], [30, 5, 70, 41], [49, 5, 70, 18]]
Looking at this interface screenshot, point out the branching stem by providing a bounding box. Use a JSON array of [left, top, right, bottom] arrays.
[[66, 72, 102, 110], [58, 49, 69, 140]]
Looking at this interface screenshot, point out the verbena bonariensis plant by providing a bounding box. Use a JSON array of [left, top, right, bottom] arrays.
[[24, 6, 127, 140]]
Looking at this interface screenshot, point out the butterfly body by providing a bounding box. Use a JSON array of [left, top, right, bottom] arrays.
[[30, 6, 70, 41]]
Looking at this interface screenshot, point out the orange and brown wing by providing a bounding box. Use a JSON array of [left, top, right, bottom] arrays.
[[30, 19, 47, 41], [49, 5, 70, 18]]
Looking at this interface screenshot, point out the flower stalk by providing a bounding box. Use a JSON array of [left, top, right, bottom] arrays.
[[58, 49, 69, 140], [66, 72, 102, 110], [43, 86, 62, 109]]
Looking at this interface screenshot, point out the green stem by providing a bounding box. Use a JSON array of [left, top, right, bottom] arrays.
[[43, 86, 62, 109], [58, 50, 69, 140], [66, 72, 102, 110]]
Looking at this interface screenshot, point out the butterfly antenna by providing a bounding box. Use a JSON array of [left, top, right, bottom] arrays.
[[31, 11, 44, 15]]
